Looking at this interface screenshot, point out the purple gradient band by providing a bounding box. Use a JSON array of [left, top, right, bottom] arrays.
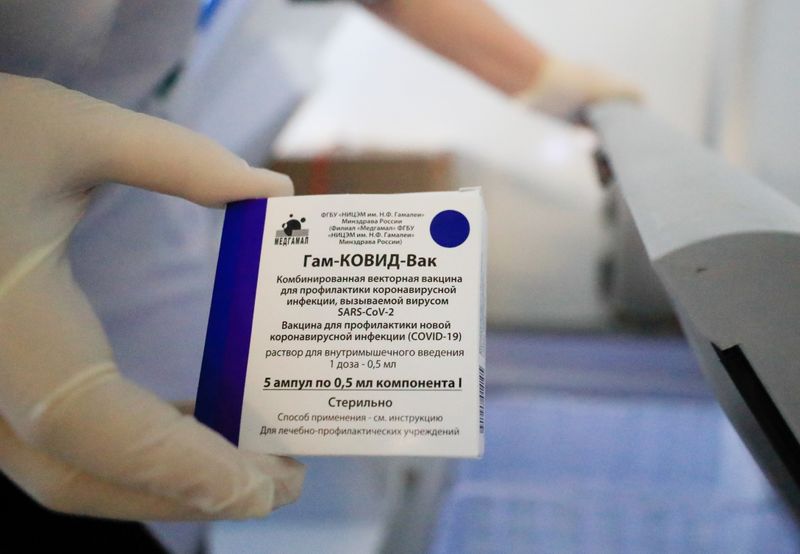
[[195, 199, 267, 445]]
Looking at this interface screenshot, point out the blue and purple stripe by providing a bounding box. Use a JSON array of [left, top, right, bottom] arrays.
[[195, 199, 267, 445]]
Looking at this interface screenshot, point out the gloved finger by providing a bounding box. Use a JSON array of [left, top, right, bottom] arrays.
[[0, 255, 304, 519], [517, 56, 641, 122], [0, 416, 210, 520], [40, 370, 303, 517], [0, 416, 301, 520], [6, 74, 292, 206]]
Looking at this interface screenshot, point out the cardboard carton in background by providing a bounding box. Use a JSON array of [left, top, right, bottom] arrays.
[[269, 152, 456, 195]]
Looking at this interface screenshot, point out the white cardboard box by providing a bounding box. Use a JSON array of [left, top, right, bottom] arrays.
[[196, 190, 485, 457]]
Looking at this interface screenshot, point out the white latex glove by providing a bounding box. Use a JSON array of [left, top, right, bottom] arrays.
[[0, 73, 304, 520], [517, 56, 641, 122]]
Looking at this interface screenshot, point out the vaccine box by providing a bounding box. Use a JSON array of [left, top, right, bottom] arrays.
[[195, 189, 486, 457]]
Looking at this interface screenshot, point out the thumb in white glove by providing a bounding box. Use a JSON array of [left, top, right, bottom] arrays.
[[517, 56, 642, 122], [0, 73, 304, 520]]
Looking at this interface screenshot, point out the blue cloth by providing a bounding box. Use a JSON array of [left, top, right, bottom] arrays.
[[433, 392, 800, 554]]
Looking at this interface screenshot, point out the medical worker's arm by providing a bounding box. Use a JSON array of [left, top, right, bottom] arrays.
[[0, 73, 304, 520], [365, 0, 640, 120]]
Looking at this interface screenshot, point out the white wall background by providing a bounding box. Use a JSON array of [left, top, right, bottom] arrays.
[[746, 0, 800, 205]]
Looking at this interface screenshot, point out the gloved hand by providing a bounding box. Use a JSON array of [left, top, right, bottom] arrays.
[[0, 73, 304, 520], [517, 56, 641, 122]]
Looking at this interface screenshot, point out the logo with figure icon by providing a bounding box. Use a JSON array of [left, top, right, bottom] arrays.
[[275, 214, 309, 245]]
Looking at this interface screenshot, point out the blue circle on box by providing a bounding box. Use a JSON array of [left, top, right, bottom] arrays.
[[430, 210, 470, 248]]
